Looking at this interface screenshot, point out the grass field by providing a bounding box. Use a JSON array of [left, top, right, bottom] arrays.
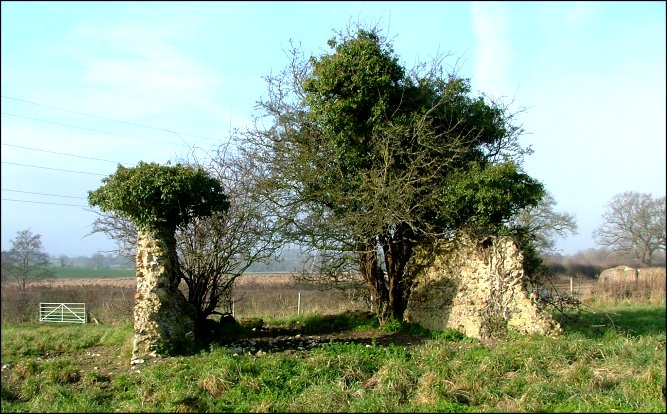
[[1, 302, 665, 412], [49, 267, 135, 279], [1, 269, 665, 412]]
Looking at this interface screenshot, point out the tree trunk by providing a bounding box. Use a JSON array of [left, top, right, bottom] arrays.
[[357, 228, 415, 324], [357, 238, 390, 323], [381, 224, 415, 322], [188, 272, 219, 345], [132, 227, 196, 364]]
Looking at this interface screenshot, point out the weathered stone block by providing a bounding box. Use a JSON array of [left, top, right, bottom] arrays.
[[131, 230, 196, 364]]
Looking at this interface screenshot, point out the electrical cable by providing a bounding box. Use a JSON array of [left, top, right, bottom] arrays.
[[1, 161, 108, 176], [1, 95, 219, 143], [1, 189, 87, 199], [1, 198, 88, 208], [1, 143, 130, 165], [1, 112, 192, 148]]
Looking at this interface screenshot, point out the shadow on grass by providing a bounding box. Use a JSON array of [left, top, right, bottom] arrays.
[[554, 305, 666, 338], [209, 311, 437, 354]]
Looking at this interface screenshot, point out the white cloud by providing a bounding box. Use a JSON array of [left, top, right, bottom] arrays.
[[57, 23, 224, 119], [20, 17, 259, 159], [470, 1, 512, 99]]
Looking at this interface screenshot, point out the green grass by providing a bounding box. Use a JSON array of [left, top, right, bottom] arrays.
[[0, 323, 133, 364], [554, 302, 666, 339], [48, 267, 135, 279], [1, 302, 665, 412]]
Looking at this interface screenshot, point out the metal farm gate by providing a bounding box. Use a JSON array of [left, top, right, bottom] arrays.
[[39, 303, 87, 323]]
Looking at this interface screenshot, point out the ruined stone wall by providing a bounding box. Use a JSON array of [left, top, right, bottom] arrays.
[[404, 234, 561, 339], [132, 229, 196, 364]]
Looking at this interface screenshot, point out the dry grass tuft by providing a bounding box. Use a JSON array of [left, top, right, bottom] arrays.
[[197, 375, 231, 397], [584, 275, 666, 304]]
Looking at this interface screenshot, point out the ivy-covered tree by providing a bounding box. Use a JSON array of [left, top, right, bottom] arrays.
[[88, 161, 228, 360], [242, 26, 544, 323], [88, 152, 283, 346]]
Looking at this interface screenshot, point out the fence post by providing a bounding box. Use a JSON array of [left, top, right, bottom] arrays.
[[298, 292, 301, 315], [570, 277, 573, 295]]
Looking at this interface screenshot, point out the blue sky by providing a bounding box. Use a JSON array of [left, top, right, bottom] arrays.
[[1, 1, 665, 257]]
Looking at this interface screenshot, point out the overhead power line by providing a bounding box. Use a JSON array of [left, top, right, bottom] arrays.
[[1, 198, 88, 208], [1, 95, 220, 143], [1, 188, 88, 199], [1, 143, 130, 165], [1, 161, 108, 176], [1, 112, 191, 148]]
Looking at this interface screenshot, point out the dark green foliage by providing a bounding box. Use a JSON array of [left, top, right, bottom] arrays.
[[438, 162, 544, 233], [299, 29, 543, 235], [511, 191, 578, 256], [246, 26, 544, 322], [88, 162, 229, 233]]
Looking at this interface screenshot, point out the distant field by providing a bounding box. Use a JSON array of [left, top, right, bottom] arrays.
[[42, 270, 295, 290], [48, 268, 293, 281], [49, 267, 135, 279]]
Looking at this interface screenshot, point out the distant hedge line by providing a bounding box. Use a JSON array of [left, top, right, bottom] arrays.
[[48, 267, 135, 279]]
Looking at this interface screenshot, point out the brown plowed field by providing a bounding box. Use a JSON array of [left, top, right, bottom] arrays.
[[49, 277, 136, 288]]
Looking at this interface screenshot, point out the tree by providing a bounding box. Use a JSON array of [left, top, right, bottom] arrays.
[[178, 149, 284, 338], [593, 191, 666, 266], [2, 229, 54, 291], [513, 191, 578, 255], [91, 252, 107, 270], [241, 26, 544, 323], [88, 152, 283, 344], [510, 191, 578, 277], [57, 254, 70, 268], [88, 161, 229, 359]]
